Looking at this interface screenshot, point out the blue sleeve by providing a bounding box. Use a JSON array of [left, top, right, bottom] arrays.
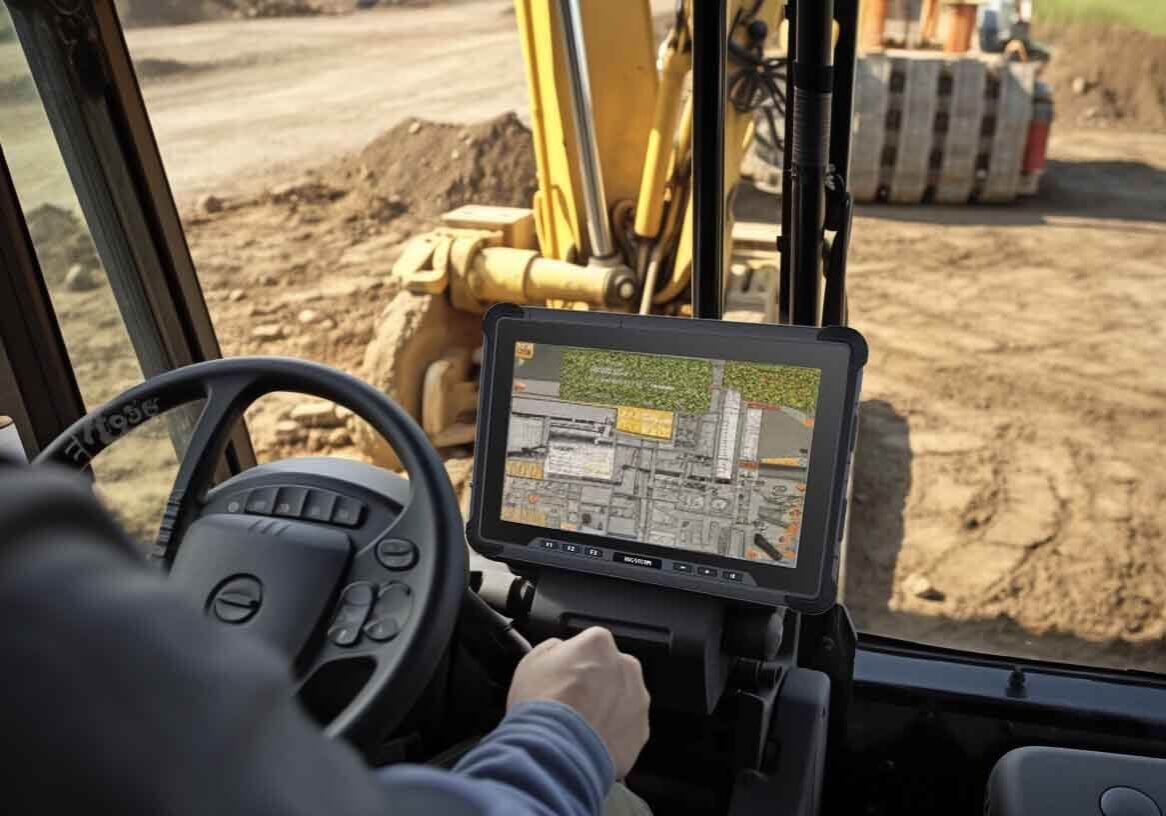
[[376, 700, 615, 816]]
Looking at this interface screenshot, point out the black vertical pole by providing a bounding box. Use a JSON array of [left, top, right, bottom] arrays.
[[788, 0, 834, 326], [777, 1, 797, 323], [822, 0, 858, 327], [831, 0, 859, 185], [691, 0, 726, 321]]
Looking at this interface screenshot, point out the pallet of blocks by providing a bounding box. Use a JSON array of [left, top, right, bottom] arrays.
[[850, 50, 1053, 204]]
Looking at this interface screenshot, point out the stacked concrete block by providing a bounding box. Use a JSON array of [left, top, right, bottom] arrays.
[[849, 51, 1042, 204]]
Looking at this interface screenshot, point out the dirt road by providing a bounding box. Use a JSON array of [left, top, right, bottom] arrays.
[[844, 127, 1166, 672], [128, 2, 533, 204], [2, 1, 532, 210], [2, 5, 1164, 673]]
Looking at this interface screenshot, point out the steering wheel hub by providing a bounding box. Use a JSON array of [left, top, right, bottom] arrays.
[[175, 513, 353, 659]]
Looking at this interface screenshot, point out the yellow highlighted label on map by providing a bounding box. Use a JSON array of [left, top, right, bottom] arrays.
[[501, 506, 547, 526], [761, 457, 805, 468], [506, 458, 545, 480], [616, 406, 675, 440], [515, 341, 535, 360]]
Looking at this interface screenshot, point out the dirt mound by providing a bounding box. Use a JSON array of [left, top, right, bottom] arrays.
[[115, 1, 225, 26], [218, 0, 334, 19], [24, 205, 101, 285], [180, 112, 535, 424], [328, 113, 538, 221], [115, 0, 337, 26], [1037, 22, 1166, 131]]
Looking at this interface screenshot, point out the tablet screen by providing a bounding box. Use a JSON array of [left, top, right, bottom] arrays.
[[501, 342, 822, 569]]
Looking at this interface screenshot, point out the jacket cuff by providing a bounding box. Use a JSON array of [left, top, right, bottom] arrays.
[[505, 700, 616, 795]]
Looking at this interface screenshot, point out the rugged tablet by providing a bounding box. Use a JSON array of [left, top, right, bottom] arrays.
[[468, 305, 866, 612]]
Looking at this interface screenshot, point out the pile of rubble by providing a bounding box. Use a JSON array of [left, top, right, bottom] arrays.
[[24, 205, 103, 289], [115, 0, 342, 26], [1040, 22, 1166, 131], [269, 400, 353, 450], [326, 112, 538, 223]]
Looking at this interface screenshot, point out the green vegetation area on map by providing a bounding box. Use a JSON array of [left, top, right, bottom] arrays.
[[560, 349, 712, 413], [723, 362, 821, 414]]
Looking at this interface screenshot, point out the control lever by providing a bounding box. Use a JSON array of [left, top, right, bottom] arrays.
[[475, 570, 534, 622], [460, 584, 531, 679]]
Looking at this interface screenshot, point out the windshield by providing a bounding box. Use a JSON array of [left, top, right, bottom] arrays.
[[3, 0, 1163, 674]]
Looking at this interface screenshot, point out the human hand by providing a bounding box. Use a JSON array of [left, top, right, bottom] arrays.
[[507, 627, 650, 778]]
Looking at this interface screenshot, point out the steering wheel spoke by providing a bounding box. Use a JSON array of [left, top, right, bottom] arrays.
[[156, 376, 253, 563]]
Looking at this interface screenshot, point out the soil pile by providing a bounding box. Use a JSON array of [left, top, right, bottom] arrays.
[[24, 205, 101, 285], [218, 0, 339, 19], [180, 113, 535, 459], [115, 0, 345, 26], [1038, 23, 1166, 131], [328, 113, 538, 221], [182, 112, 536, 284]]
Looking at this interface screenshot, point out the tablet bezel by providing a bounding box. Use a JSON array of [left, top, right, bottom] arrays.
[[468, 307, 864, 611]]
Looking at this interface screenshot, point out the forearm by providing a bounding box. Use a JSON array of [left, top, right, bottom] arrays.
[[378, 700, 614, 816]]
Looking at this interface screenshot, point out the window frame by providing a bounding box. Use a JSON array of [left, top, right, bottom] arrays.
[[0, 147, 87, 458], [857, 632, 1166, 720], [4, 0, 254, 472]]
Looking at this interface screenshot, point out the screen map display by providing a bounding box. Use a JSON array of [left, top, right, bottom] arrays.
[[501, 343, 822, 568]]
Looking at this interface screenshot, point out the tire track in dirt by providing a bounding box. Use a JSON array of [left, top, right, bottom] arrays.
[[844, 134, 1166, 670]]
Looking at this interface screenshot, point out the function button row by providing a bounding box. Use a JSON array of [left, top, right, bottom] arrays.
[[536, 540, 746, 585], [225, 486, 365, 528], [670, 562, 745, 583], [537, 540, 605, 559]]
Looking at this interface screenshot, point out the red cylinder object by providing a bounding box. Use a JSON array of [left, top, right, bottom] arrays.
[[1023, 118, 1051, 174]]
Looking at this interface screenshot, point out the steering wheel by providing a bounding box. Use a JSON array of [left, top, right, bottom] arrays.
[[34, 357, 467, 748]]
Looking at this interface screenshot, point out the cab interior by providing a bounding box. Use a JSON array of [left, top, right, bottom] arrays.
[[1, 1, 1164, 814]]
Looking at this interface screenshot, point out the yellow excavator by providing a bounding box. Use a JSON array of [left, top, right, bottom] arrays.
[[353, 0, 853, 467]]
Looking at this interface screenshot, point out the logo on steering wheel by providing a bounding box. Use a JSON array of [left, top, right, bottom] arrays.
[[209, 575, 263, 624]]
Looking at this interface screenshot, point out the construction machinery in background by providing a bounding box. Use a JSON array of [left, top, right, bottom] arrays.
[[351, 0, 1054, 467], [353, 0, 812, 467]]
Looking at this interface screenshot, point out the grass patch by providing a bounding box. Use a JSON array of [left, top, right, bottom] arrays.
[[1037, 0, 1166, 37], [560, 349, 712, 414], [723, 363, 821, 414]]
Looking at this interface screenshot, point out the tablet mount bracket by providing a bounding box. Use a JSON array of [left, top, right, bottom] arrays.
[[520, 570, 788, 716]]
